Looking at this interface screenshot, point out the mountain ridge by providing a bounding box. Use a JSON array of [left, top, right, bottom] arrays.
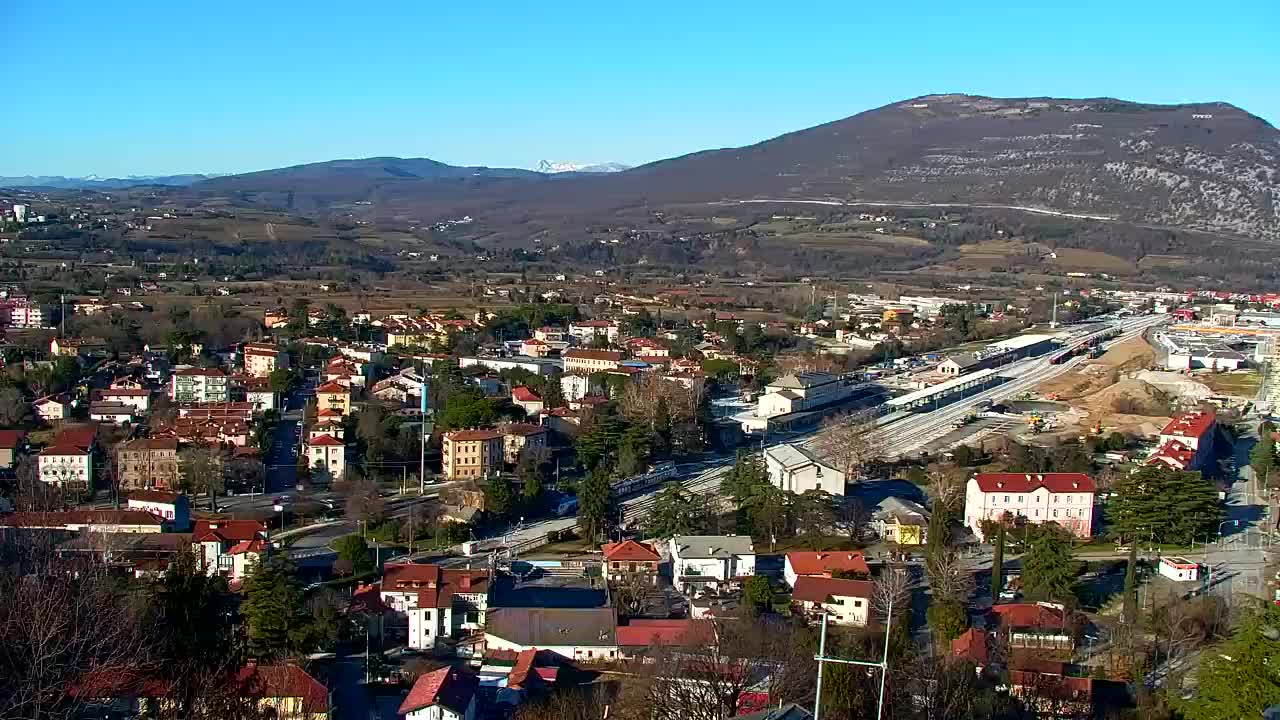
[[180, 93, 1280, 240]]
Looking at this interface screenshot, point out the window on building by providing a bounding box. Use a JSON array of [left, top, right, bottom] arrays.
[[1053, 510, 1059, 518], [1003, 496, 1010, 503]]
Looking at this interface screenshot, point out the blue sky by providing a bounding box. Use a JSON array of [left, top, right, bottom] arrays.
[[7, 0, 1277, 177]]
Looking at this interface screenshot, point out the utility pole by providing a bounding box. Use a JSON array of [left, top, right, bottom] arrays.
[[1050, 292, 1058, 329], [813, 591, 894, 720], [419, 379, 428, 494]]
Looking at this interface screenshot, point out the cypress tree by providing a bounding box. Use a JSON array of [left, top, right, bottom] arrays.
[[990, 523, 1006, 600]]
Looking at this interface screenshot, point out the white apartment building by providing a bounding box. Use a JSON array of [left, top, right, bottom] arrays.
[[668, 535, 756, 592], [964, 473, 1096, 540], [170, 367, 230, 403], [764, 443, 847, 495]]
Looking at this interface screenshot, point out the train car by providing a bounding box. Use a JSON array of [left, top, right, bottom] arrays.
[[611, 461, 678, 496]]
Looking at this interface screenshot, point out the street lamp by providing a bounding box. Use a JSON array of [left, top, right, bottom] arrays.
[[273, 501, 285, 534]]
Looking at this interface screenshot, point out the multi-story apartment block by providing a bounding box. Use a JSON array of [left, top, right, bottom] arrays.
[[442, 429, 503, 480], [116, 438, 180, 491], [964, 472, 1096, 540], [243, 342, 289, 377], [170, 367, 230, 403], [562, 349, 623, 374]]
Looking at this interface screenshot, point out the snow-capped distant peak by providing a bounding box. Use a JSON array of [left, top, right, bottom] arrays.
[[536, 160, 630, 174]]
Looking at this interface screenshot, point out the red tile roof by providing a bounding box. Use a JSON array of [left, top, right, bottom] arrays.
[[506, 648, 538, 690], [0, 510, 163, 528], [121, 438, 179, 452], [316, 408, 343, 418], [502, 423, 546, 437], [573, 320, 616, 328], [40, 443, 90, 457], [1160, 410, 1216, 439], [0, 429, 27, 449], [192, 519, 266, 543], [1146, 440, 1195, 468], [615, 619, 711, 647], [235, 663, 329, 712], [445, 429, 502, 442], [316, 381, 349, 394], [382, 563, 489, 608], [972, 473, 1095, 494], [308, 434, 345, 447], [991, 603, 1068, 630], [127, 489, 182, 504], [785, 551, 870, 578], [399, 666, 478, 716], [791, 575, 874, 604], [228, 539, 266, 555], [101, 388, 150, 397], [175, 367, 227, 377], [511, 386, 542, 402], [56, 424, 99, 449], [602, 539, 661, 562], [950, 628, 989, 666], [563, 349, 623, 361]]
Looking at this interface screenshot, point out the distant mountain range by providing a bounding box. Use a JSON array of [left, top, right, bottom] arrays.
[[535, 160, 631, 174], [0, 173, 219, 189]]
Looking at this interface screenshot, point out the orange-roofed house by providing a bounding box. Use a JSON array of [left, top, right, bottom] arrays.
[[315, 381, 351, 415], [192, 519, 267, 579], [442, 429, 503, 480], [990, 603, 1075, 652], [399, 666, 478, 720], [306, 434, 347, 484], [379, 563, 491, 650], [783, 551, 870, 588], [616, 619, 713, 659], [790, 575, 874, 627], [964, 473, 1096, 540], [510, 386, 544, 416], [602, 540, 661, 586]]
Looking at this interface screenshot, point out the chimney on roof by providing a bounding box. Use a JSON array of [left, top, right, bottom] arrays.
[[816, 553, 825, 559], [1025, 474, 1031, 481], [460, 575, 472, 590]]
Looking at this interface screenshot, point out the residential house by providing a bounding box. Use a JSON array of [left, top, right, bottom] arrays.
[[764, 443, 847, 495], [399, 666, 479, 720], [39, 442, 93, 490], [519, 338, 551, 358], [34, 395, 70, 422], [245, 377, 277, 412], [442, 429, 503, 480], [602, 540, 661, 586], [50, 336, 107, 358], [669, 535, 756, 593], [871, 496, 929, 545], [126, 489, 191, 530], [937, 353, 980, 377], [380, 563, 491, 651], [616, 618, 711, 660], [990, 603, 1076, 652], [192, 519, 268, 580], [315, 381, 352, 415], [560, 373, 599, 402], [242, 342, 288, 377], [0, 429, 25, 469], [533, 326, 565, 342], [511, 386, 544, 417], [964, 473, 1096, 540], [88, 402, 136, 425], [568, 320, 619, 344], [117, 438, 180, 491], [170, 367, 230, 403], [484, 607, 619, 662], [263, 308, 289, 329], [306, 434, 347, 484], [562, 349, 624, 374], [500, 423, 548, 464], [791, 575, 874, 626], [99, 387, 151, 413], [783, 551, 870, 589]]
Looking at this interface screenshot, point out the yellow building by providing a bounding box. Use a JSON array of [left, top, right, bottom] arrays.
[[315, 381, 352, 415], [881, 306, 914, 327], [442, 429, 503, 480]]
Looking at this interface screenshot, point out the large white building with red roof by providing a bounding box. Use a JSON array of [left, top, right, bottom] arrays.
[[964, 472, 1096, 539], [1152, 410, 1217, 472], [191, 519, 267, 579], [783, 551, 870, 588]]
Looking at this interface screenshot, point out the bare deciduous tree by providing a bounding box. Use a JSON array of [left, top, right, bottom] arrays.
[[343, 476, 386, 526], [813, 411, 883, 482], [925, 546, 974, 605], [926, 465, 967, 514], [872, 566, 912, 621], [0, 536, 149, 720]]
